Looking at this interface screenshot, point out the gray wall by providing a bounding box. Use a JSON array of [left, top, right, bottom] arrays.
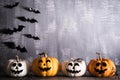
[[0, 0, 120, 69]]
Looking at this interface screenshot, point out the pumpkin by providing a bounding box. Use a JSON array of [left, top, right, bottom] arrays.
[[32, 52, 59, 77], [88, 52, 116, 77], [5, 55, 29, 77], [61, 58, 86, 77]]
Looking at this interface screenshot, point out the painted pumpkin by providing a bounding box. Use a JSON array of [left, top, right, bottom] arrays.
[[88, 52, 116, 77], [61, 58, 86, 77], [5, 55, 29, 77], [32, 52, 59, 77]]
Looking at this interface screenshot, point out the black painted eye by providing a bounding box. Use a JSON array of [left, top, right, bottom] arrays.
[[12, 63, 16, 67], [68, 63, 72, 66], [39, 60, 43, 63], [46, 60, 51, 63], [102, 62, 107, 66], [96, 63, 100, 66], [18, 63, 22, 67], [74, 63, 79, 66]]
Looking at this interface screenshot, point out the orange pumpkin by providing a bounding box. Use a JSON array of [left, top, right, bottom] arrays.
[[88, 52, 116, 77], [32, 52, 59, 77]]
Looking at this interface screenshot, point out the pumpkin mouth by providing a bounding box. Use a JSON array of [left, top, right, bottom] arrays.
[[11, 69, 23, 74], [94, 68, 107, 74], [66, 69, 81, 73], [39, 67, 51, 71]]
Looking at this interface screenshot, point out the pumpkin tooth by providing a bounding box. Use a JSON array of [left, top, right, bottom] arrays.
[[66, 69, 81, 73], [39, 67, 51, 71]]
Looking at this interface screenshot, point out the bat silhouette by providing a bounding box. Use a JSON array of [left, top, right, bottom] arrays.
[[3, 2, 19, 9], [0, 25, 25, 35], [23, 34, 40, 40], [16, 16, 38, 23], [22, 7, 40, 14], [2, 42, 27, 53]]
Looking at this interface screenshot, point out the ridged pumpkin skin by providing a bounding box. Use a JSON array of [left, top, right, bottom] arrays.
[[32, 52, 59, 77], [88, 53, 116, 77]]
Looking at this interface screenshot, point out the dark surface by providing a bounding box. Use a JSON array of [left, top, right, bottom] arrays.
[[0, 71, 120, 80], [0, 74, 119, 80]]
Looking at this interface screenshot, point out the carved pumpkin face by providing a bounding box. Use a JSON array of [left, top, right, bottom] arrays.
[[32, 52, 59, 77], [5, 56, 29, 77], [88, 53, 116, 77], [61, 58, 86, 77]]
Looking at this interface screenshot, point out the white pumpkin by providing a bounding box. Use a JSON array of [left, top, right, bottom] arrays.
[[61, 58, 86, 77], [5, 55, 29, 77]]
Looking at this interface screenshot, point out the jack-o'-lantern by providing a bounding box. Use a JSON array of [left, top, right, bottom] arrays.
[[32, 52, 59, 77], [5, 55, 29, 77], [61, 58, 86, 77], [88, 52, 116, 77]]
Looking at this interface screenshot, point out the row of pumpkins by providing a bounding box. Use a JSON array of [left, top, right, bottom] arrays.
[[5, 52, 116, 77]]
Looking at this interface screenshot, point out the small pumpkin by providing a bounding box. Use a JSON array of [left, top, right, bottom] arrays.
[[61, 58, 86, 77], [32, 52, 59, 77], [88, 52, 116, 77], [5, 55, 29, 77]]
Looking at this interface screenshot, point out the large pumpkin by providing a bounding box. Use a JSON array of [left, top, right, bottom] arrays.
[[61, 58, 86, 77], [32, 52, 59, 77], [88, 52, 116, 77], [5, 55, 29, 77]]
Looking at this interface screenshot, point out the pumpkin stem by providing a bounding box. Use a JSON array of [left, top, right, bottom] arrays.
[[38, 52, 48, 57], [96, 52, 102, 60], [43, 52, 47, 57], [16, 55, 19, 62], [70, 58, 74, 61]]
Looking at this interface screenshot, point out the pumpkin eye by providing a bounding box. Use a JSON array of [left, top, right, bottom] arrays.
[[39, 60, 43, 63], [74, 63, 79, 66], [68, 63, 72, 66], [46, 60, 51, 63], [12, 63, 16, 67], [96, 63, 100, 66], [102, 62, 107, 66], [18, 63, 22, 67]]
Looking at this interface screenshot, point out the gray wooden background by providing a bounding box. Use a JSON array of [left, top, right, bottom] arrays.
[[0, 0, 120, 72]]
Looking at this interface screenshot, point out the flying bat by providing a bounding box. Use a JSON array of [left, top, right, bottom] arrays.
[[16, 16, 38, 23], [2, 42, 27, 53], [0, 25, 25, 35], [23, 34, 40, 40], [3, 2, 19, 9], [22, 7, 40, 14]]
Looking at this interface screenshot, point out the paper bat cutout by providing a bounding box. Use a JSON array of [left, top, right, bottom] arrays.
[[0, 25, 25, 35], [2, 42, 27, 53], [23, 34, 40, 40], [16, 16, 38, 23], [22, 7, 40, 14], [3, 2, 19, 9]]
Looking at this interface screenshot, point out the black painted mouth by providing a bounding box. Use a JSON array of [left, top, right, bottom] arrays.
[[39, 67, 51, 71], [66, 69, 81, 73], [11, 69, 23, 74], [94, 68, 107, 74]]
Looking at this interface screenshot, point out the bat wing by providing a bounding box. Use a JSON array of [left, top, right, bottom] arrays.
[[16, 46, 27, 53], [34, 10, 40, 14], [16, 16, 27, 22], [23, 34, 40, 40], [29, 18, 38, 23], [17, 25, 26, 32], [4, 2, 19, 8], [22, 6, 40, 14], [23, 34, 32, 38], [2, 42, 16, 49], [0, 28, 14, 35], [33, 36, 40, 40], [22, 7, 33, 12]]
